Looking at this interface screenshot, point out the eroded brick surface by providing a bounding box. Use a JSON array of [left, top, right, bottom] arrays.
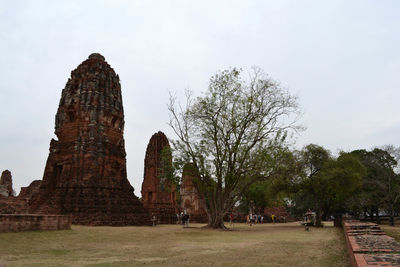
[[18, 180, 41, 199], [344, 220, 400, 267], [353, 235, 400, 253], [0, 197, 28, 214], [0, 214, 71, 232], [180, 163, 208, 223], [0, 170, 13, 197], [360, 254, 400, 266], [27, 53, 149, 225], [0, 170, 30, 214]]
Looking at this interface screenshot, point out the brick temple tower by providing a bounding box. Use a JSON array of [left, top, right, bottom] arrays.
[[29, 53, 149, 225], [141, 131, 178, 223], [180, 163, 208, 223]]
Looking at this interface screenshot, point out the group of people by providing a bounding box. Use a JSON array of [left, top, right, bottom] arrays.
[[176, 211, 190, 227], [246, 213, 266, 226]]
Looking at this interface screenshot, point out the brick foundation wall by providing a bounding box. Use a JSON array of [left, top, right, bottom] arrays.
[[0, 214, 71, 232], [343, 220, 400, 266]]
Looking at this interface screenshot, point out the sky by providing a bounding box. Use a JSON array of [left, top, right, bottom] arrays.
[[0, 0, 399, 196]]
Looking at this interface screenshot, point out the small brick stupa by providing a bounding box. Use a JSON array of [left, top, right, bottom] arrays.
[[180, 163, 208, 223], [141, 131, 178, 223], [29, 53, 149, 225], [0, 170, 13, 197]]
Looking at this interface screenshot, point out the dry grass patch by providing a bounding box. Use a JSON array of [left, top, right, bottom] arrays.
[[381, 224, 400, 242], [0, 222, 349, 266]]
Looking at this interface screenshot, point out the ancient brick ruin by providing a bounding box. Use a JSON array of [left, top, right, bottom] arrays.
[[0, 170, 13, 197], [180, 163, 208, 223], [141, 131, 178, 223], [18, 180, 41, 199], [0, 214, 71, 232], [343, 220, 400, 266], [28, 53, 149, 225], [0, 170, 29, 214]]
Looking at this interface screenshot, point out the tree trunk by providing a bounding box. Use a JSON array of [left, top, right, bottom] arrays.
[[207, 211, 227, 229], [315, 202, 323, 227], [322, 203, 330, 221], [315, 210, 323, 227], [322, 210, 327, 221], [376, 209, 381, 224], [204, 194, 228, 229], [208, 216, 226, 229], [389, 204, 395, 226], [369, 209, 374, 222]]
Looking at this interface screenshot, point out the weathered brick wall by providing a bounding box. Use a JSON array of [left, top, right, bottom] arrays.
[[343, 220, 400, 266], [0, 214, 71, 232], [0, 197, 29, 214]]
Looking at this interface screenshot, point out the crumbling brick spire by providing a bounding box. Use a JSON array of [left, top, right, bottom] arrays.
[[29, 53, 148, 225], [141, 131, 178, 223], [0, 170, 13, 197]]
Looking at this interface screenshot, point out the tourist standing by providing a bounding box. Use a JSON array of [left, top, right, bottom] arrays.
[[182, 214, 186, 227]]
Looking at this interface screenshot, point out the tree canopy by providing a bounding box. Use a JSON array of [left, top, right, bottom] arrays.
[[350, 148, 400, 226], [269, 144, 365, 226], [168, 67, 301, 228]]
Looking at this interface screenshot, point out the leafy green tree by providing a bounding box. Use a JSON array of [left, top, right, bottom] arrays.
[[381, 145, 400, 225], [240, 180, 274, 213], [298, 145, 364, 226], [351, 148, 400, 226], [321, 153, 365, 217], [350, 149, 383, 222], [240, 148, 305, 214], [167, 67, 301, 229]]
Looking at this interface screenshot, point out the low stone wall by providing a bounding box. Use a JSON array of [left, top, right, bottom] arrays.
[[0, 214, 71, 232], [343, 220, 400, 266]]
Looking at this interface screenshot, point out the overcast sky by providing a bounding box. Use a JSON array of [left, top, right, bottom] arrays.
[[1, 0, 399, 196]]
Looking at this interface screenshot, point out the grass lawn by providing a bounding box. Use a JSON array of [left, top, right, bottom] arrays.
[[0, 221, 349, 266], [381, 224, 400, 242]]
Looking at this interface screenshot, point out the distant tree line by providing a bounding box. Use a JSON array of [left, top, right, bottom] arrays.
[[241, 144, 400, 227]]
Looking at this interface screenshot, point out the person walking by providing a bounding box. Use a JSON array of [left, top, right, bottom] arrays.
[[229, 213, 234, 226], [182, 214, 186, 227]]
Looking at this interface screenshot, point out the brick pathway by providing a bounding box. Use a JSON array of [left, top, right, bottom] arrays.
[[344, 220, 400, 267]]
